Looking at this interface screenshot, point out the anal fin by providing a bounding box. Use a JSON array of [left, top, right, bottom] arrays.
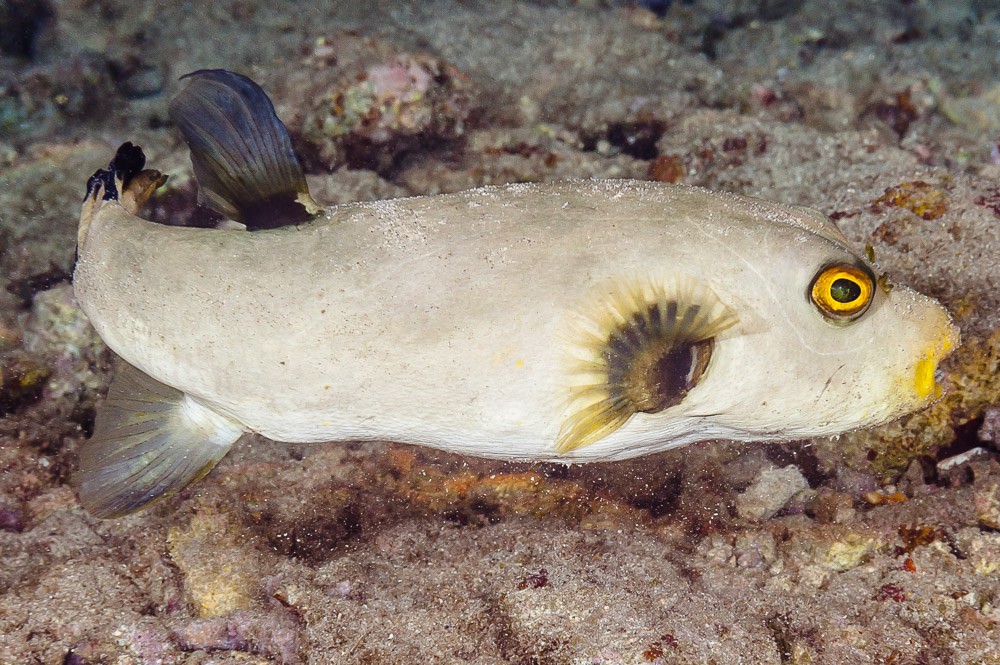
[[76, 361, 244, 519]]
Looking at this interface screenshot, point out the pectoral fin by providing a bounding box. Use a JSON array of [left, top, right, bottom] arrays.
[[168, 69, 318, 229], [557, 275, 738, 453], [76, 362, 244, 518]]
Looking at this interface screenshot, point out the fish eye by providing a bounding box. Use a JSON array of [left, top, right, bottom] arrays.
[[809, 264, 874, 321]]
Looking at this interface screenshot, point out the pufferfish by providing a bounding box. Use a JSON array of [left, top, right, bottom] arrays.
[[72, 70, 959, 518]]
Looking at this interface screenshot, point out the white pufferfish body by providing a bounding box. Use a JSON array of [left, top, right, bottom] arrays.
[[72, 70, 958, 518]]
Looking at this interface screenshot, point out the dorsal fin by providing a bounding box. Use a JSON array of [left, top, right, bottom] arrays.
[[168, 69, 318, 230]]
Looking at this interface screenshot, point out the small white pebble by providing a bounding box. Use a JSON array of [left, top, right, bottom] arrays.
[[735, 465, 809, 521], [936, 446, 988, 472]]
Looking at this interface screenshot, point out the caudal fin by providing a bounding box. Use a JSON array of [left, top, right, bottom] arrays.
[[168, 69, 317, 230], [78, 142, 167, 250], [76, 361, 244, 518]]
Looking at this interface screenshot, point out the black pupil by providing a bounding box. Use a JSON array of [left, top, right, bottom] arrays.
[[830, 277, 862, 303]]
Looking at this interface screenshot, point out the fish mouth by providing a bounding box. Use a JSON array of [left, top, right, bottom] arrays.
[[910, 311, 960, 403]]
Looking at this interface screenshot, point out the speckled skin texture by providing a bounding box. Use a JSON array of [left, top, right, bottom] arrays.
[[3, 1, 1000, 663]]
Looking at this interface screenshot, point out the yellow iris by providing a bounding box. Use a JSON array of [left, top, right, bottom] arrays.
[[810, 265, 874, 320]]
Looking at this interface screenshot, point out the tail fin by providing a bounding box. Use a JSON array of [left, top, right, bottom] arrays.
[[78, 142, 167, 249], [76, 361, 244, 518], [168, 69, 318, 230]]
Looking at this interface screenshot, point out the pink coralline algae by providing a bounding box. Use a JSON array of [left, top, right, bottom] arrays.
[[298, 38, 473, 172]]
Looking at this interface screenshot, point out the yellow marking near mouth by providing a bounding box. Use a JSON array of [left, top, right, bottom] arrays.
[[913, 331, 956, 401], [913, 355, 939, 400]]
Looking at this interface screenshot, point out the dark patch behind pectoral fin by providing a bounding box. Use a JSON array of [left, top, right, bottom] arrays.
[[75, 361, 245, 518], [168, 69, 317, 230]]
